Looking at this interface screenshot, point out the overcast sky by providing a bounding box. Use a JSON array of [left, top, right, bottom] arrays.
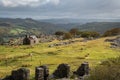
[[0, 0, 120, 19]]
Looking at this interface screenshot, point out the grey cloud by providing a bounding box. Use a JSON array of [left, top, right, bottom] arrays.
[[0, 0, 120, 19], [0, 0, 61, 7]]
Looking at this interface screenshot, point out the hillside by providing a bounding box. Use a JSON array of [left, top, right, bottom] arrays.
[[40, 18, 120, 24], [0, 18, 66, 36], [77, 22, 120, 33], [0, 36, 120, 78], [1, 18, 120, 37]]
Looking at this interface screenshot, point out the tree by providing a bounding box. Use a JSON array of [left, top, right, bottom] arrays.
[[69, 28, 79, 37], [103, 28, 120, 37], [81, 31, 100, 38], [90, 31, 100, 38], [55, 31, 65, 36], [0, 37, 4, 44], [63, 32, 72, 39], [81, 31, 91, 38]]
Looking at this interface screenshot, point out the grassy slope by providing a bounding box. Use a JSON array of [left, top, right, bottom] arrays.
[[0, 37, 120, 78], [10, 28, 26, 35]]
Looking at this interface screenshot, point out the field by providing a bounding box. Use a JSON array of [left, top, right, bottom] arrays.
[[10, 27, 26, 35], [0, 36, 120, 79]]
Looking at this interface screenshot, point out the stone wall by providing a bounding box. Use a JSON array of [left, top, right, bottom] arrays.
[[2, 62, 89, 80]]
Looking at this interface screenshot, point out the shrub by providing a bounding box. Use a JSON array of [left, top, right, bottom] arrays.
[[81, 31, 100, 38], [63, 32, 72, 39], [69, 28, 79, 37], [55, 31, 65, 36], [103, 28, 120, 37], [85, 56, 120, 80]]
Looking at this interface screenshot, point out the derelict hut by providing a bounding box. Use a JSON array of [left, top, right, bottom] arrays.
[[23, 35, 39, 45], [23, 35, 30, 45]]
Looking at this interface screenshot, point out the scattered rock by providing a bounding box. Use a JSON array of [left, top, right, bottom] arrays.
[[49, 39, 87, 47], [105, 36, 120, 48]]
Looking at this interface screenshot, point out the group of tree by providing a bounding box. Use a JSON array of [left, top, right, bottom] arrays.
[[103, 28, 120, 37], [55, 31, 65, 36], [55, 31, 72, 39], [77, 31, 100, 38], [55, 27, 120, 40], [55, 28, 100, 39]]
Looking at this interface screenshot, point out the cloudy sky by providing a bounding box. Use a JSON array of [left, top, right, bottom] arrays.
[[0, 0, 120, 19]]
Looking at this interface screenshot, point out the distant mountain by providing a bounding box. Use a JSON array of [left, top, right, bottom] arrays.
[[39, 18, 120, 24], [39, 18, 84, 24], [0, 18, 67, 37], [77, 22, 120, 33], [55, 23, 81, 30], [1, 18, 120, 38]]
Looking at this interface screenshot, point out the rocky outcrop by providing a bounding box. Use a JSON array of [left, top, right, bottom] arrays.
[[105, 36, 120, 48]]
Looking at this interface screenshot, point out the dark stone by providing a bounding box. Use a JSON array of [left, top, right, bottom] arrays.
[[35, 65, 49, 80], [2, 68, 30, 80], [74, 62, 89, 77], [39, 65, 49, 80], [12, 68, 30, 80], [35, 67, 44, 80], [11, 70, 18, 80], [2, 76, 13, 80], [53, 63, 70, 79]]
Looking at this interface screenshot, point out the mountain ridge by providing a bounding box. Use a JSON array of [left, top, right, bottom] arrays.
[[0, 18, 120, 37]]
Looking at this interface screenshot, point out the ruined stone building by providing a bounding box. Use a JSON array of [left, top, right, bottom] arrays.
[[23, 35, 39, 45]]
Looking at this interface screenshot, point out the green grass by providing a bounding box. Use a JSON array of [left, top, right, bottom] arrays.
[[0, 37, 120, 79], [10, 28, 26, 35], [85, 56, 120, 80]]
